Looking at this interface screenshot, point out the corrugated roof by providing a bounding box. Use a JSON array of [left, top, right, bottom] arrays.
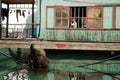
[[63, 1, 96, 6], [63, 0, 120, 6], [1, 0, 35, 4]]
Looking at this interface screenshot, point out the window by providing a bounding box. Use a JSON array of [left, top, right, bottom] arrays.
[[87, 7, 103, 29], [47, 6, 103, 29], [70, 7, 86, 29], [54, 6, 69, 28]]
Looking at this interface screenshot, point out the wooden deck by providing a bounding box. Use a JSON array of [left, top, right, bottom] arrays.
[[0, 39, 120, 51]]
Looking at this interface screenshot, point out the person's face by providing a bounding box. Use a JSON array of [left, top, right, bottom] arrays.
[[72, 19, 75, 22]]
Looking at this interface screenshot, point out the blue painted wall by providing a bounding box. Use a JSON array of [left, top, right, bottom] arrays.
[[47, 7, 54, 28], [103, 7, 112, 29], [116, 6, 120, 28]]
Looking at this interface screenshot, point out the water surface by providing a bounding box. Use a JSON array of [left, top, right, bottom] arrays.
[[0, 49, 120, 80]]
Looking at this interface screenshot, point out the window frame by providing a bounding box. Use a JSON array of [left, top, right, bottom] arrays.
[[70, 7, 87, 29], [86, 6, 103, 29], [54, 6, 70, 29], [46, 5, 120, 30]]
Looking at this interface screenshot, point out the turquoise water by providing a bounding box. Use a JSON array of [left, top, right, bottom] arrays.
[[0, 49, 120, 80]]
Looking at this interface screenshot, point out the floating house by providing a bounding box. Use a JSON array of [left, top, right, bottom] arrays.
[[0, 0, 120, 50], [0, 0, 120, 80], [1, 0, 120, 42], [36, 1, 120, 79], [37, 0, 120, 42]]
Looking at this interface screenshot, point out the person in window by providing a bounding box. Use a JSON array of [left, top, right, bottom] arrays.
[[71, 18, 77, 28]]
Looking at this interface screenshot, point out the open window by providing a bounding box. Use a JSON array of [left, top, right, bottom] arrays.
[[70, 7, 86, 29], [87, 7, 103, 29], [47, 6, 103, 29]]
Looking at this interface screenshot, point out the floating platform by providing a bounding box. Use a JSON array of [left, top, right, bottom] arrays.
[[0, 39, 120, 51]]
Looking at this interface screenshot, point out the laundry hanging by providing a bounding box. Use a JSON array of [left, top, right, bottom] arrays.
[[10, 10, 12, 14], [28, 10, 30, 15], [16, 9, 21, 22], [1, 8, 9, 21], [22, 10, 26, 18]]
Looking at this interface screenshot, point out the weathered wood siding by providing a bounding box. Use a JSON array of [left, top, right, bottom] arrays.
[[42, 30, 120, 42]]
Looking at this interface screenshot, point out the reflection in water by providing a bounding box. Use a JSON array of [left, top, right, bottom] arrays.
[[1, 68, 120, 80], [0, 49, 120, 80], [28, 70, 48, 80], [3, 69, 29, 80], [1, 69, 48, 80], [0, 69, 97, 80]]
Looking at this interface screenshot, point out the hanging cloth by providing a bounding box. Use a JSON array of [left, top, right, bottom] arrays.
[[28, 10, 30, 15], [16, 9, 21, 22], [22, 10, 26, 18], [1, 8, 9, 21], [10, 10, 12, 14]]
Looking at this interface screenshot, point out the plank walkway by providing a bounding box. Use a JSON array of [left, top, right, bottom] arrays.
[[0, 39, 120, 51]]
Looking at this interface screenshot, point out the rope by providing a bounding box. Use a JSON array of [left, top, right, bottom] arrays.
[[0, 50, 25, 63], [0, 50, 13, 59], [76, 55, 120, 67]]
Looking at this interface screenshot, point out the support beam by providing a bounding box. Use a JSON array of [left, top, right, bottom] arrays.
[[6, 4, 9, 38], [32, 3, 34, 38], [2, 0, 35, 4], [0, 40, 120, 51], [0, 0, 2, 39], [37, 0, 41, 38]]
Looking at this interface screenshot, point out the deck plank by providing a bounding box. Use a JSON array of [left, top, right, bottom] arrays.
[[0, 40, 120, 51]]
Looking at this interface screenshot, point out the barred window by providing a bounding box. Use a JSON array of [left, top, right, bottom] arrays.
[[70, 7, 86, 29]]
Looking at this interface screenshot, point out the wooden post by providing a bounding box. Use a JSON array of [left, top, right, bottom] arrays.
[[112, 5, 116, 29], [6, 4, 9, 38], [38, 0, 42, 38], [17, 48, 21, 56], [32, 3, 34, 38], [0, 0, 2, 39]]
